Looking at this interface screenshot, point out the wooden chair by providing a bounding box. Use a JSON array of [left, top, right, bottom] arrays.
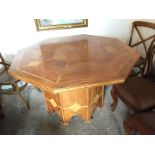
[[110, 37, 155, 112], [141, 33, 155, 82], [0, 53, 29, 112], [123, 111, 155, 135], [129, 21, 155, 75], [0, 100, 4, 118]]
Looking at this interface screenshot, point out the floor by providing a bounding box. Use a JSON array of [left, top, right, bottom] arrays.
[[0, 85, 132, 135]]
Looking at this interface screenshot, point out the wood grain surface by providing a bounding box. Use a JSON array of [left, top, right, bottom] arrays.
[[9, 34, 140, 94], [8, 35, 140, 124]]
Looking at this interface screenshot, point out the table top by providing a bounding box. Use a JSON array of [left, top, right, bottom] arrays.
[[9, 34, 140, 93]]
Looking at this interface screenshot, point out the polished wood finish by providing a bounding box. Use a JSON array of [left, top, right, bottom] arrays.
[[9, 35, 140, 93], [129, 21, 155, 53], [0, 95, 4, 119], [9, 35, 140, 124], [142, 37, 155, 81], [124, 111, 155, 135], [44, 86, 103, 124], [129, 21, 155, 75], [110, 38, 155, 113]]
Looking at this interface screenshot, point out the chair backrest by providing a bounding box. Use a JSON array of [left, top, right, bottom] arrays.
[[0, 53, 10, 71], [129, 21, 155, 57], [142, 37, 155, 77]]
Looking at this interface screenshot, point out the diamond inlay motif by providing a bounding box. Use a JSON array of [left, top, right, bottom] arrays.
[[9, 35, 140, 94], [92, 94, 100, 105], [69, 103, 81, 112], [8, 35, 140, 125], [28, 61, 41, 67], [49, 98, 57, 108]]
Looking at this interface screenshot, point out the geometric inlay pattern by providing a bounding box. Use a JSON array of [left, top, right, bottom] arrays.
[[49, 98, 57, 108], [9, 34, 140, 94], [28, 61, 41, 67], [49, 98, 86, 112], [68, 103, 82, 112], [91, 94, 101, 105]]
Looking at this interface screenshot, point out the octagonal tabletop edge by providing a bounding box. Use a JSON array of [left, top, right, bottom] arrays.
[[9, 34, 140, 94]]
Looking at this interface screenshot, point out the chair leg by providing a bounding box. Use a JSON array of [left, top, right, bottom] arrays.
[[14, 83, 29, 110], [123, 120, 137, 135], [0, 95, 4, 119], [110, 86, 118, 112], [0, 104, 4, 119], [36, 87, 42, 92], [123, 120, 133, 134]]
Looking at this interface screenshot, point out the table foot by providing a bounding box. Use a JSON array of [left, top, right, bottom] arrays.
[[84, 120, 91, 123], [61, 121, 70, 125]]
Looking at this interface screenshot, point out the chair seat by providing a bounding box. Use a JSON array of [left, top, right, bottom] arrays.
[[0, 68, 16, 83], [1, 81, 26, 91], [0, 53, 29, 110], [147, 61, 155, 82], [0, 68, 26, 91], [135, 56, 145, 66], [116, 76, 155, 111], [130, 56, 145, 76], [124, 111, 155, 134]]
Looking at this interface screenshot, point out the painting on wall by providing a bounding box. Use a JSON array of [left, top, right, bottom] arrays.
[[34, 19, 88, 31]]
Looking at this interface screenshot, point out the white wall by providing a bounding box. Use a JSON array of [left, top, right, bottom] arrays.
[[0, 19, 155, 58]]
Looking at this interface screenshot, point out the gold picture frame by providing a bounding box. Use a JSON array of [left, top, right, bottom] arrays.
[[34, 19, 88, 31]]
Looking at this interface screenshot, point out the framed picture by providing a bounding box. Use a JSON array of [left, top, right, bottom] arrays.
[[34, 19, 88, 31]]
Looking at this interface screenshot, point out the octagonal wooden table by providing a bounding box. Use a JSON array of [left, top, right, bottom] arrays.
[[9, 35, 140, 124]]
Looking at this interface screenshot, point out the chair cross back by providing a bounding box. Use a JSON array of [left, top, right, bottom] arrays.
[[129, 21, 155, 56], [142, 37, 155, 77], [110, 37, 155, 113]]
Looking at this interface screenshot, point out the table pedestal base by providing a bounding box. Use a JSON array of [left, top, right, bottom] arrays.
[[43, 86, 104, 125]]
